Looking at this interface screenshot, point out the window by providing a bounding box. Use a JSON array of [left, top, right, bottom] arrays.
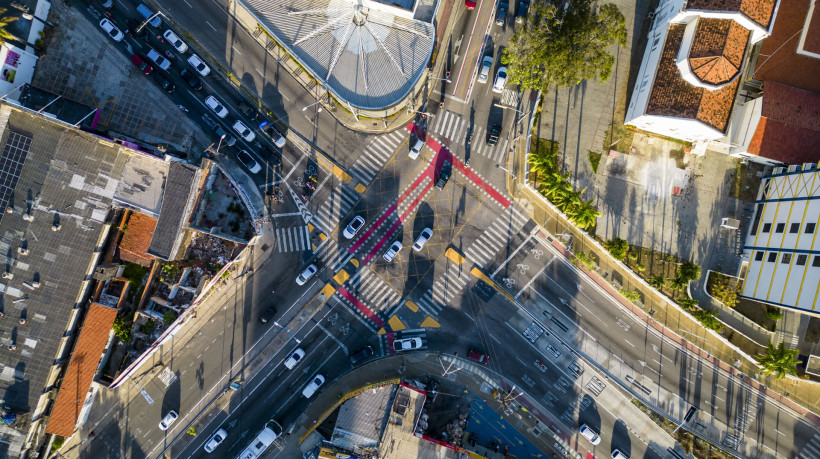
[[781, 253, 792, 264], [797, 255, 808, 266], [768, 252, 777, 262], [762, 223, 771, 233], [790, 223, 800, 233], [806, 223, 816, 234], [814, 256, 820, 267], [754, 252, 764, 261], [775, 223, 785, 233]]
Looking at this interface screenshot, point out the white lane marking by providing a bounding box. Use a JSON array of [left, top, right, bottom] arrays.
[[255, 67, 264, 77], [183, 0, 192, 7], [232, 44, 242, 55], [205, 21, 217, 31]]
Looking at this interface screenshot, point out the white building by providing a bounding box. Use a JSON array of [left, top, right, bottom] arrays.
[[625, 0, 778, 145], [741, 163, 820, 317]]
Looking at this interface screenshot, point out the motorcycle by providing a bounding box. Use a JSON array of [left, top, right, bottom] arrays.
[[535, 360, 547, 372], [177, 105, 188, 113]]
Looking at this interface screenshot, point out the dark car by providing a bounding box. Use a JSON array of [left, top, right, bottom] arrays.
[[261, 147, 282, 167], [261, 122, 286, 148], [516, 0, 529, 23], [496, 0, 509, 26], [467, 348, 490, 365], [486, 124, 501, 146], [237, 100, 258, 120], [127, 17, 148, 38], [130, 54, 152, 75], [152, 73, 176, 93], [258, 307, 276, 323], [179, 68, 203, 91], [349, 346, 374, 365], [435, 160, 452, 190]]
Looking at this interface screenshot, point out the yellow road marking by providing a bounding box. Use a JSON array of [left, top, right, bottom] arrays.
[[470, 267, 516, 303], [388, 315, 406, 331], [333, 269, 349, 285], [445, 247, 466, 265], [405, 300, 419, 312], [420, 316, 440, 328]]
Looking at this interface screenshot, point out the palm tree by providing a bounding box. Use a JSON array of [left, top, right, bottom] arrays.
[[570, 199, 600, 231], [757, 341, 802, 379], [648, 275, 665, 289], [666, 275, 688, 294], [0, 9, 19, 44]]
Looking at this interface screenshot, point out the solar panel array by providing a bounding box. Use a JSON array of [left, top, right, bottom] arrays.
[[0, 130, 32, 226]]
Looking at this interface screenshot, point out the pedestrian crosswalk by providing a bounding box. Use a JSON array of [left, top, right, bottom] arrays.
[[345, 269, 402, 312], [315, 237, 356, 272], [464, 206, 529, 268], [311, 182, 360, 234], [430, 110, 509, 162], [349, 130, 407, 185], [275, 225, 311, 252], [799, 434, 820, 459], [414, 262, 471, 316]]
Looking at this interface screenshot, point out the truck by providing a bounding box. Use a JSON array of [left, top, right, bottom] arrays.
[[235, 420, 283, 459]]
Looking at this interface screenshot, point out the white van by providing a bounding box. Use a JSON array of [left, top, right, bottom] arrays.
[[409, 138, 425, 159], [136, 4, 161, 28], [147, 48, 171, 71], [235, 421, 282, 459]]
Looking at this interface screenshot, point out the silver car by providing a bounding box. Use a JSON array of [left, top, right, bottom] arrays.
[[203, 428, 227, 453], [413, 228, 433, 252], [99, 18, 123, 42], [158, 410, 178, 431], [477, 55, 493, 83], [383, 241, 402, 262], [343, 216, 366, 239], [296, 264, 318, 285], [579, 424, 601, 445], [163, 29, 188, 53]]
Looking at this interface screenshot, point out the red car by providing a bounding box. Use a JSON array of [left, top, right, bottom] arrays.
[[467, 348, 490, 365], [130, 54, 153, 75], [465, 0, 476, 9]]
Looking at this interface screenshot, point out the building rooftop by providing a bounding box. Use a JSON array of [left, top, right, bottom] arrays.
[[44, 303, 118, 437], [689, 19, 749, 85], [646, 24, 741, 133], [331, 384, 393, 451], [753, 0, 820, 93], [147, 161, 199, 261], [242, 0, 436, 109], [686, 0, 778, 29], [118, 212, 157, 267], [0, 103, 168, 430]]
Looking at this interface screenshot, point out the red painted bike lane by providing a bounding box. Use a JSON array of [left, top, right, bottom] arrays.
[[337, 286, 386, 328]]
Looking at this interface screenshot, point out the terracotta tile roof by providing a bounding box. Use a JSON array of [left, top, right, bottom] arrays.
[[746, 81, 820, 164], [686, 0, 778, 29], [119, 212, 157, 267], [754, 0, 820, 93], [45, 304, 118, 437], [689, 19, 750, 85], [646, 24, 741, 133]]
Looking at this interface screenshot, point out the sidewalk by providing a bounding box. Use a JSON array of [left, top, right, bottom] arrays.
[[506, 113, 820, 436]]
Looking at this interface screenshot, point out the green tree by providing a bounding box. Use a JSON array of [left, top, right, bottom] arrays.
[[113, 315, 132, 343], [604, 237, 630, 260], [677, 298, 699, 311], [0, 9, 19, 44], [569, 198, 600, 231], [692, 309, 722, 331], [678, 261, 702, 282], [163, 310, 178, 325], [502, 0, 627, 92], [667, 275, 688, 294], [757, 341, 801, 380], [648, 275, 665, 289], [766, 307, 783, 322], [710, 274, 739, 308]]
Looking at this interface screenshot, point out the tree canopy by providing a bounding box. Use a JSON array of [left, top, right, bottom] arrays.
[[757, 341, 801, 380], [502, 0, 627, 91]]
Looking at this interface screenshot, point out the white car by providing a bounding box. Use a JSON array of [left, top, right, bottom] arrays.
[[233, 120, 256, 142], [236, 150, 261, 174], [477, 55, 492, 83], [147, 48, 171, 71], [205, 95, 229, 118], [383, 241, 402, 262], [163, 29, 188, 53], [343, 216, 365, 239], [99, 18, 123, 42], [284, 348, 306, 370], [296, 264, 318, 285], [158, 410, 178, 431], [611, 449, 629, 459], [302, 374, 325, 398], [413, 228, 433, 252], [203, 428, 227, 453], [492, 66, 507, 93], [579, 424, 601, 445], [188, 54, 211, 76], [408, 138, 425, 159], [393, 337, 422, 352]]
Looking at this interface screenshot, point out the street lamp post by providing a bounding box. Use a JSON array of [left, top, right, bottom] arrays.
[[493, 103, 526, 115], [302, 100, 323, 113], [496, 163, 517, 179], [215, 134, 226, 154], [273, 320, 301, 344]]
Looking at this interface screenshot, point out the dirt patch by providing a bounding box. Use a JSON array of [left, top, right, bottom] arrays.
[[733, 298, 777, 332], [669, 149, 686, 169], [805, 317, 820, 344], [729, 161, 765, 202]]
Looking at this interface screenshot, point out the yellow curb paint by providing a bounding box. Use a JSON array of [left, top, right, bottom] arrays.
[[308, 222, 314, 232], [321, 283, 337, 298], [333, 269, 349, 285], [405, 300, 419, 312], [445, 247, 466, 265], [470, 267, 516, 303], [355, 183, 367, 193], [350, 259, 360, 268], [388, 315, 406, 331], [312, 244, 317, 251], [377, 327, 386, 335], [420, 316, 440, 328], [319, 232, 327, 241]]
